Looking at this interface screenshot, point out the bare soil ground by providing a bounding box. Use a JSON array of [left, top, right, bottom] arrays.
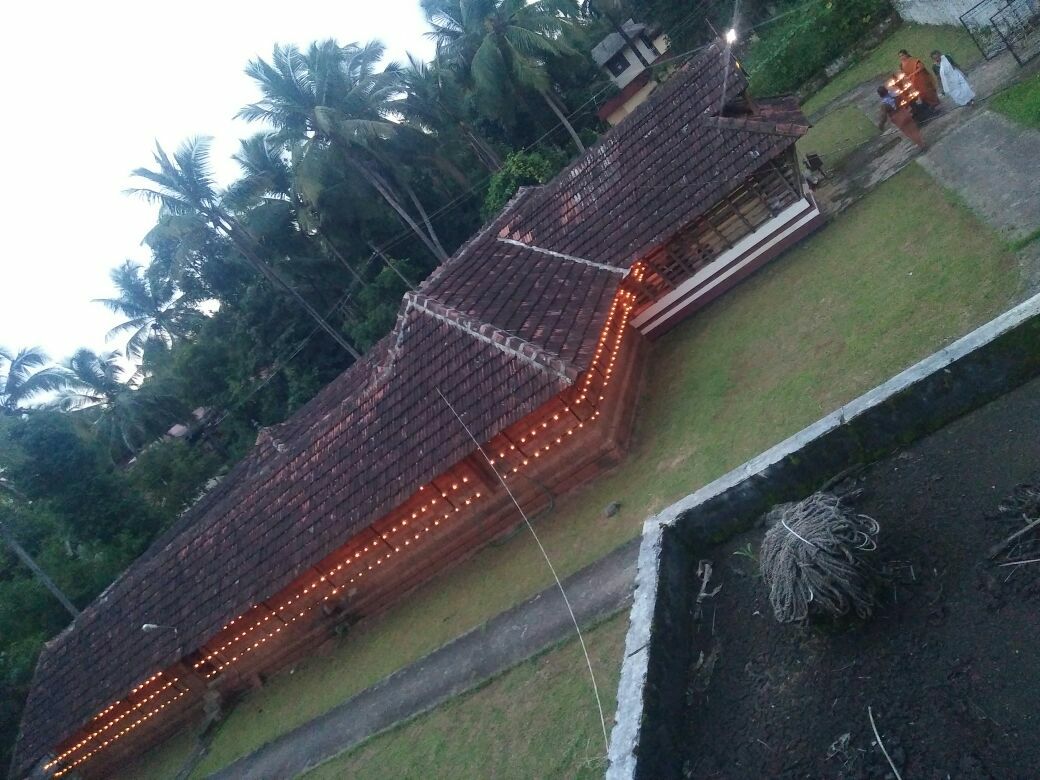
[[682, 376, 1040, 779]]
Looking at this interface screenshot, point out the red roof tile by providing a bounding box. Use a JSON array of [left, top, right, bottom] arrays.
[[498, 55, 807, 270]]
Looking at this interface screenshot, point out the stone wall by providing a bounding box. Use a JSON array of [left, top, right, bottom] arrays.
[[607, 290, 1040, 779], [892, 0, 980, 26]]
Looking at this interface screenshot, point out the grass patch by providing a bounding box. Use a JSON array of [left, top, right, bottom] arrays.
[[302, 612, 629, 780], [118, 728, 198, 780], [1009, 225, 1040, 252], [802, 24, 981, 116], [991, 72, 1040, 128], [799, 105, 877, 169], [124, 163, 1018, 779]]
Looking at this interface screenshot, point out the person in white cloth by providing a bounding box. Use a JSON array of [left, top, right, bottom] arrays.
[[931, 50, 975, 106]]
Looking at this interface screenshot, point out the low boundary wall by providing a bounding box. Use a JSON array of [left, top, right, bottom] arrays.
[[892, 0, 980, 26], [607, 291, 1040, 779]]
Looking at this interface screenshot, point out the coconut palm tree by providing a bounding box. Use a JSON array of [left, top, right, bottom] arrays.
[[227, 133, 368, 286], [53, 349, 183, 456], [54, 349, 133, 410], [423, 0, 587, 153], [0, 347, 69, 414], [396, 55, 503, 171], [93, 260, 202, 359], [239, 40, 450, 262], [128, 137, 361, 359]]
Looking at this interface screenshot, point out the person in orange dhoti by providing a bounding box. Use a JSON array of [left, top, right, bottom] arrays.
[[877, 86, 926, 150], [899, 49, 941, 108]]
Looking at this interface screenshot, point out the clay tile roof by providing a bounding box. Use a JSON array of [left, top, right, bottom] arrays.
[[749, 95, 811, 127], [12, 45, 811, 778], [12, 303, 577, 777], [499, 49, 807, 270], [420, 206, 623, 373]]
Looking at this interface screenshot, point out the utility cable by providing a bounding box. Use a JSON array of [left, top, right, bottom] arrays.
[[435, 387, 610, 755]]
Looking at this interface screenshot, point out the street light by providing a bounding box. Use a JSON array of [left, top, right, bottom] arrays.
[[725, 27, 738, 44], [141, 623, 178, 635]]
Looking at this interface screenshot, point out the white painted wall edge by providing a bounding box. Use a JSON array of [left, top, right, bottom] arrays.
[[607, 287, 1040, 779], [635, 198, 819, 336]]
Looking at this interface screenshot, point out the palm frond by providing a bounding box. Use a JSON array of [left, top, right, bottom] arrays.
[[470, 36, 509, 97], [102, 316, 152, 341], [511, 51, 551, 92], [14, 365, 71, 403], [505, 24, 566, 57], [1, 347, 68, 408], [313, 109, 397, 144]]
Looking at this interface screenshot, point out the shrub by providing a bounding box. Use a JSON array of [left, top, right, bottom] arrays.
[[743, 0, 892, 96], [481, 149, 568, 221]]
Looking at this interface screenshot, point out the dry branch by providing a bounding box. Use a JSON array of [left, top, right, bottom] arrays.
[[988, 516, 1040, 560]]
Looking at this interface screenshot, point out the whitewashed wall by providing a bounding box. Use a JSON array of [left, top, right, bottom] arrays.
[[891, 0, 981, 25]]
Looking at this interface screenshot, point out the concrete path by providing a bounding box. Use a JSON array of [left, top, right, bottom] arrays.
[[917, 110, 1040, 242], [808, 44, 1032, 124], [208, 538, 640, 779], [813, 49, 1040, 215]]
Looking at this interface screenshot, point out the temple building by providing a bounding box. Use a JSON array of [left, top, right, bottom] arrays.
[[12, 46, 822, 780]]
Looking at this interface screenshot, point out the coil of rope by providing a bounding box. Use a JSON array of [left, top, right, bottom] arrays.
[[760, 491, 879, 623]]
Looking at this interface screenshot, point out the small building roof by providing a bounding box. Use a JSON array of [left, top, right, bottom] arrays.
[[592, 19, 651, 66], [12, 47, 810, 779]]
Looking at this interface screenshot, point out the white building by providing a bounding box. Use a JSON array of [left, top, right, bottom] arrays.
[[591, 20, 670, 125]]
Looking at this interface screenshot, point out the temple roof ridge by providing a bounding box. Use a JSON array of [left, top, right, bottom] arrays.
[[404, 292, 579, 383]]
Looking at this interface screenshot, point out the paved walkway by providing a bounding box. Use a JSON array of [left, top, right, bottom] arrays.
[[917, 110, 1040, 242], [208, 538, 639, 779], [814, 49, 1040, 215], [808, 44, 1030, 124]]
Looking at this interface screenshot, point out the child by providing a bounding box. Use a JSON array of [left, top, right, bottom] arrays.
[[877, 86, 926, 150]]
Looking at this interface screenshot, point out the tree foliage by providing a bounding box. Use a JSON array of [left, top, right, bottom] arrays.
[[0, 3, 621, 769], [482, 149, 568, 219], [94, 261, 202, 359], [0, 413, 170, 770], [741, 0, 891, 97], [0, 348, 68, 414]]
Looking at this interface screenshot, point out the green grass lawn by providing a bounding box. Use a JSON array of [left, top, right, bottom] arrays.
[[121, 730, 197, 780], [121, 162, 1019, 779], [303, 612, 629, 780], [802, 24, 982, 116], [992, 72, 1040, 128], [799, 104, 878, 169]]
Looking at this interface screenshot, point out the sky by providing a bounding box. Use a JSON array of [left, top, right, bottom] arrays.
[[0, 0, 434, 361]]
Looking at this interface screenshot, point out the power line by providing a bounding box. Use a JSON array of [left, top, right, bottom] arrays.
[[194, 45, 765, 434], [747, 0, 826, 32], [200, 287, 355, 436], [436, 388, 610, 754], [363, 30, 723, 264]]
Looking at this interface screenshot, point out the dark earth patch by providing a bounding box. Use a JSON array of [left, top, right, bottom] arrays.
[[681, 376, 1040, 779]]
